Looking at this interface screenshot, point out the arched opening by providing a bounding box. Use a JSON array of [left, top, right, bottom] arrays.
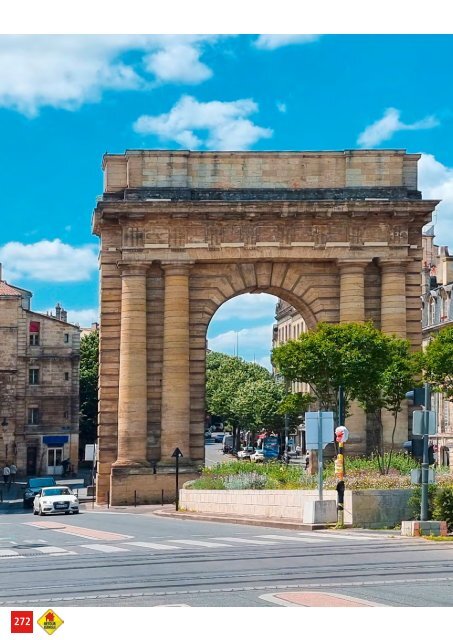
[[202, 290, 312, 466]]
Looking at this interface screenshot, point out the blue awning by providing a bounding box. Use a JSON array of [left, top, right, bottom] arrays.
[[42, 436, 69, 446]]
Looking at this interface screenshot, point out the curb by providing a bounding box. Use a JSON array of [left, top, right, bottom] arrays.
[[152, 508, 333, 531]]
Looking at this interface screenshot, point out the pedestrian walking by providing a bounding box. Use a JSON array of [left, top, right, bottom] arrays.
[[9, 463, 17, 483], [304, 452, 310, 471], [3, 465, 10, 485], [295, 445, 301, 457]]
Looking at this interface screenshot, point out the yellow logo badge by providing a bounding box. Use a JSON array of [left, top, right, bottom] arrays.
[[37, 610, 64, 635]]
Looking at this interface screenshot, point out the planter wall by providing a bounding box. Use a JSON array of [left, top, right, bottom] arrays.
[[180, 488, 413, 527]]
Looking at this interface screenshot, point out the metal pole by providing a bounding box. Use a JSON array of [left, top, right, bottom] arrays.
[[318, 410, 323, 501], [420, 383, 431, 521], [107, 491, 110, 509], [284, 411, 289, 462], [175, 454, 179, 511], [134, 490, 137, 508]]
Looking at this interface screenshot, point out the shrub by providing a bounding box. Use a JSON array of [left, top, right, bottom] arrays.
[[433, 486, 453, 532], [224, 472, 267, 490], [408, 484, 438, 520]]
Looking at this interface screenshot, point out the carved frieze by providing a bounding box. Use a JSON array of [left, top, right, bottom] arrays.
[[123, 227, 144, 247], [145, 227, 169, 245], [389, 225, 409, 245]]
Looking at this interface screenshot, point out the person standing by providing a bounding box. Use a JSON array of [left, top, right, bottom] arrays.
[[9, 463, 17, 483], [3, 465, 10, 485]]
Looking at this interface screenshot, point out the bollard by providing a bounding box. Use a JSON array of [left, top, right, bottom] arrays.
[[107, 491, 110, 509], [161, 489, 164, 505], [134, 490, 137, 508]]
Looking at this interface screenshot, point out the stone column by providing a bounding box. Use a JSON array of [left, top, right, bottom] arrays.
[[379, 259, 410, 448], [379, 260, 409, 337], [338, 260, 368, 323], [160, 262, 192, 463], [113, 263, 149, 467]]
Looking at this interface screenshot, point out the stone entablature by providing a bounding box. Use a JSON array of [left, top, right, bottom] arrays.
[[93, 149, 438, 506]]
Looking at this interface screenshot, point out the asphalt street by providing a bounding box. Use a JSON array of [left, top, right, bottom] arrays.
[[1, 507, 453, 607]]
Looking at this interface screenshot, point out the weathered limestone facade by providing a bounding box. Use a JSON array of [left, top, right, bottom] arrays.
[[93, 150, 437, 505], [0, 274, 80, 476]]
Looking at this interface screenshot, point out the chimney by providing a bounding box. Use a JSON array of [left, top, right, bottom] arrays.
[[55, 303, 61, 320], [61, 309, 67, 323]]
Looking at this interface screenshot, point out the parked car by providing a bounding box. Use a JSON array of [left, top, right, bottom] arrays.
[[237, 447, 255, 460], [213, 433, 224, 443], [33, 485, 79, 516], [23, 477, 57, 508], [250, 449, 265, 463]]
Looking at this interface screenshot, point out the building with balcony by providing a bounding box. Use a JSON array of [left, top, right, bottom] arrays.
[[0, 266, 80, 476]]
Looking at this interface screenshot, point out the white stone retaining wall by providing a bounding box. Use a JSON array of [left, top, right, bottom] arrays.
[[180, 489, 413, 527]]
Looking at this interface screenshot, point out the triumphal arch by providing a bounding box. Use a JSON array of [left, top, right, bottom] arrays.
[[92, 150, 437, 505]]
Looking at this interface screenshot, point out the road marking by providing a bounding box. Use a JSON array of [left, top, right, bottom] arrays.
[[125, 541, 181, 550], [0, 549, 24, 558], [167, 539, 232, 548], [295, 532, 384, 541], [214, 537, 279, 545], [24, 521, 133, 541], [259, 591, 383, 607], [257, 535, 319, 543], [81, 544, 130, 553], [35, 546, 77, 555]]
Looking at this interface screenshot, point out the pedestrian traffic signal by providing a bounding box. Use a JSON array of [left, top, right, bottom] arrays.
[[405, 438, 435, 464], [405, 388, 425, 406]]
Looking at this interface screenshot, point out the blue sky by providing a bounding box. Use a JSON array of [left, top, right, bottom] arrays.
[[1, 30, 453, 369]]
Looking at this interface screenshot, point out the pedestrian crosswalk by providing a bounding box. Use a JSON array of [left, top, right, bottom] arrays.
[[0, 530, 398, 562]]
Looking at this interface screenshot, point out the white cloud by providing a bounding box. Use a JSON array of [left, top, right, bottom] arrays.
[[0, 239, 98, 282], [254, 35, 320, 50], [208, 324, 274, 354], [213, 293, 277, 322], [276, 101, 287, 113], [0, 35, 222, 116], [419, 153, 453, 249], [133, 95, 273, 150], [357, 107, 439, 148]]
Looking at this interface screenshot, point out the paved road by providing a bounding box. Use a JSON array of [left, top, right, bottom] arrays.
[[1, 507, 453, 607]]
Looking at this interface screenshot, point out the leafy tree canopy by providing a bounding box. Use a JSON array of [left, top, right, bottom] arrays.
[[423, 326, 453, 400], [79, 330, 99, 451]]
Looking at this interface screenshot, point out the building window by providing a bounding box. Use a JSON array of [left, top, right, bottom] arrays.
[[28, 407, 39, 425], [64, 333, 69, 343], [64, 372, 69, 381], [63, 411, 68, 419], [429, 299, 436, 325], [29, 368, 39, 385], [29, 333, 40, 346]]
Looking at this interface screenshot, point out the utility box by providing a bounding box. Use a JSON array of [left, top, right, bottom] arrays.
[[303, 499, 337, 524], [410, 469, 435, 484]]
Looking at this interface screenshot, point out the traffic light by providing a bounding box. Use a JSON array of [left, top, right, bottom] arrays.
[[405, 388, 425, 406], [405, 438, 435, 464]]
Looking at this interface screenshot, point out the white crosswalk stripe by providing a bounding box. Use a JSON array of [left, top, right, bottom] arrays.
[[35, 546, 77, 555], [81, 544, 130, 553], [257, 535, 319, 543], [0, 549, 24, 558], [295, 532, 383, 541], [213, 537, 279, 545], [167, 539, 232, 548], [125, 541, 181, 550]]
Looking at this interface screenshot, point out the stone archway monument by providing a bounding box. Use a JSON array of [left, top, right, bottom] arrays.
[[92, 150, 437, 505]]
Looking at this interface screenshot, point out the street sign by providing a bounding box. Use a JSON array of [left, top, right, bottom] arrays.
[[305, 412, 334, 448], [335, 426, 349, 443], [84, 444, 96, 462], [412, 411, 436, 436], [171, 448, 183, 512]]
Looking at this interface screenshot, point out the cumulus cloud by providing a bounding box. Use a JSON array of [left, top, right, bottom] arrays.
[[208, 324, 274, 355], [419, 153, 453, 249], [0, 35, 222, 116], [213, 293, 277, 322], [357, 107, 440, 148], [0, 239, 98, 282], [254, 35, 320, 50], [133, 95, 273, 150]]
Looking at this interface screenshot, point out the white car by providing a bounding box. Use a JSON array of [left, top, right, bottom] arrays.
[[33, 486, 79, 516], [237, 447, 255, 459], [250, 450, 265, 462]]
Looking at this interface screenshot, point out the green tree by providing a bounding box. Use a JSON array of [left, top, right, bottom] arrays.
[[423, 326, 453, 399], [272, 322, 419, 472], [79, 330, 99, 455]]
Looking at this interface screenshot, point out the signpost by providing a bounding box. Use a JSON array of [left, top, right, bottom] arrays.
[[171, 447, 183, 511], [305, 411, 334, 501]]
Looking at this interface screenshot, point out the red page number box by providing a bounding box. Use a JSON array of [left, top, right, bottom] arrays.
[[11, 611, 33, 633]]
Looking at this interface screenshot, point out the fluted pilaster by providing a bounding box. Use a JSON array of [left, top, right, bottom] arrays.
[[338, 260, 369, 323], [160, 262, 192, 462], [114, 263, 149, 467]]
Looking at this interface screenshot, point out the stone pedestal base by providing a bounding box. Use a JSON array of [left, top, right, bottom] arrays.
[[401, 520, 448, 537], [109, 465, 200, 506], [303, 499, 337, 524]]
